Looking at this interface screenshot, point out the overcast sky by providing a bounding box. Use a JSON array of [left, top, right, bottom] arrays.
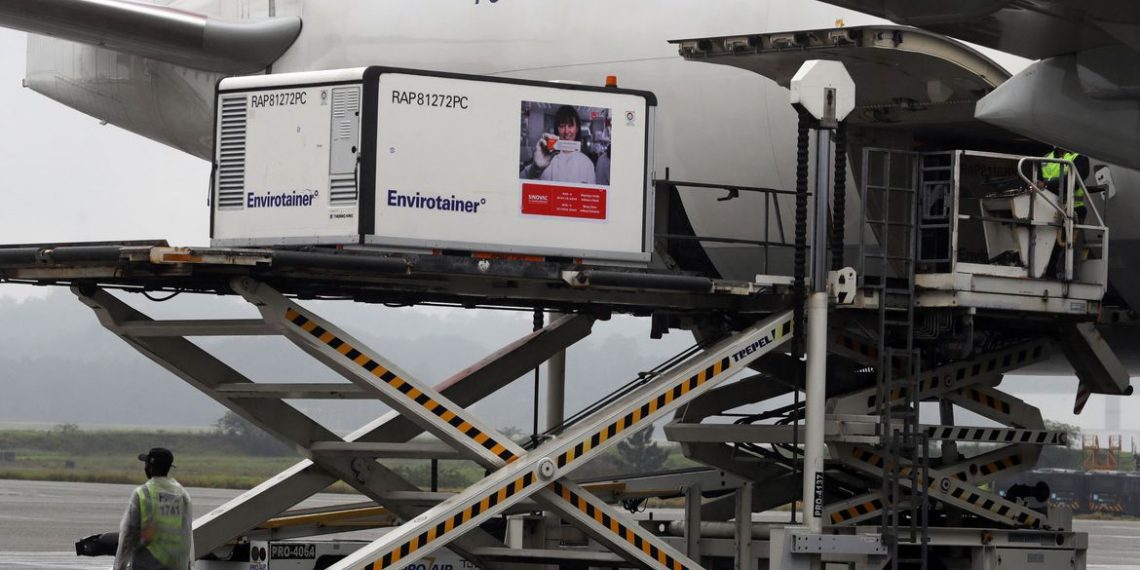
[[0, 28, 209, 303]]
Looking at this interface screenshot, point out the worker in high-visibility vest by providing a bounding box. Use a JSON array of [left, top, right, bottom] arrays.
[[113, 448, 193, 570], [1040, 147, 1090, 219], [1041, 147, 1091, 276]]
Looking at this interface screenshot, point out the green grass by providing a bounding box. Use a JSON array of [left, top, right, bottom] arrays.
[[0, 426, 498, 492], [0, 452, 302, 489], [0, 427, 697, 492], [0, 426, 312, 490]]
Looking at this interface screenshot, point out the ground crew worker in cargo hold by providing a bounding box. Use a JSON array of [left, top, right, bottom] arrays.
[[1040, 147, 1091, 277], [1041, 146, 1089, 220], [113, 448, 193, 570]]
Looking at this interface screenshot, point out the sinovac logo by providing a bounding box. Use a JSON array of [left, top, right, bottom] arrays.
[[247, 189, 320, 208]]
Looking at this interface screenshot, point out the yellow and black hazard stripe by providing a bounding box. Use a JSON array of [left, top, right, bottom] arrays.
[[866, 376, 938, 410], [829, 496, 885, 525], [850, 449, 929, 485], [866, 343, 1045, 410], [557, 355, 730, 468], [848, 447, 1040, 528], [556, 320, 791, 469], [359, 315, 789, 569], [1091, 502, 1124, 513], [948, 487, 1041, 528], [958, 388, 1012, 415], [834, 334, 881, 362], [1047, 499, 1078, 510], [977, 454, 1023, 477], [833, 335, 910, 372], [552, 482, 691, 570], [285, 308, 516, 462], [365, 472, 538, 570], [943, 453, 1023, 483], [852, 447, 884, 469], [926, 426, 1063, 445]]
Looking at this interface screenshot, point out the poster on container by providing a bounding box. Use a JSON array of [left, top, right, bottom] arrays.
[[370, 72, 654, 263]]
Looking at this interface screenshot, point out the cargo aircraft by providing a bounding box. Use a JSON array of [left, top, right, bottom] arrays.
[[2, 4, 1139, 565], [0, 0, 1138, 381]]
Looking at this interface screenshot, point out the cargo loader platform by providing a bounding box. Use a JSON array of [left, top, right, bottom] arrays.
[[0, 241, 788, 315]]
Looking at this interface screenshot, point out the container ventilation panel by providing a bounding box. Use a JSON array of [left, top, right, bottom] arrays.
[[329, 87, 362, 206], [215, 95, 248, 210]]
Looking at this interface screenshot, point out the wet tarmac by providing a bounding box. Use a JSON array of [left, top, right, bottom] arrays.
[[0, 479, 1135, 569]]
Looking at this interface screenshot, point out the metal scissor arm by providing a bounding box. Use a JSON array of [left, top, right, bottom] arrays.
[[326, 308, 795, 570]]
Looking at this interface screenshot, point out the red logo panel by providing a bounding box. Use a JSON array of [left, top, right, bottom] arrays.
[[521, 183, 607, 220]]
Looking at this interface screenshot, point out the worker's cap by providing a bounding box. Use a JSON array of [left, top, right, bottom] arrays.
[[137, 447, 175, 470]]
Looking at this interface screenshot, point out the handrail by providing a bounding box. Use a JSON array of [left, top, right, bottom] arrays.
[[1013, 156, 1105, 227], [1076, 176, 1106, 228], [1015, 156, 1070, 219], [1011, 155, 1109, 283], [654, 179, 801, 276], [661, 179, 806, 196], [1016, 156, 1075, 280]]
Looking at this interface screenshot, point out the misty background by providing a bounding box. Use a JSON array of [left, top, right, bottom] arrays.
[[0, 288, 700, 434]]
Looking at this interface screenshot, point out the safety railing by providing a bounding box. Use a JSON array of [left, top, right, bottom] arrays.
[[1014, 155, 1108, 283], [653, 179, 805, 278], [920, 150, 1109, 286]]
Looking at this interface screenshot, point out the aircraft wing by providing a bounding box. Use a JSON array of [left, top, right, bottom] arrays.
[[813, 1, 1140, 169], [814, 0, 1139, 62], [0, 0, 300, 74]]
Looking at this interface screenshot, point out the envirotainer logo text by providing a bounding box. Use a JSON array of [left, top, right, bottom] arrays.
[[387, 190, 485, 213], [247, 189, 320, 208]]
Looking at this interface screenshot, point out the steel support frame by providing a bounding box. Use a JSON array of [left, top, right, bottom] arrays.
[[233, 278, 749, 570], [837, 443, 1048, 529], [78, 278, 796, 570], [826, 439, 1042, 527], [831, 338, 1051, 416], [72, 285, 511, 565], [825, 343, 1049, 531], [193, 302, 598, 554], [313, 305, 794, 570]]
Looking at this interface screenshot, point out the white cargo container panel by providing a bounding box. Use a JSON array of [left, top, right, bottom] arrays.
[[367, 71, 655, 263], [213, 68, 366, 246], [210, 67, 656, 265]]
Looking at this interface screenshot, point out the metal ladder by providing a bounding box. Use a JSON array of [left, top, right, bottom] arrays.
[[916, 152, 957, 274], [73, 279, 795, 570], [859, 148, 929, 568]]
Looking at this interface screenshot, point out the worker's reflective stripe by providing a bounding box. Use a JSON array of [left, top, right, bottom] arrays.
[[136, 482, 188, 568], [135, 487, 152, 535], [1042, 151, 1085, 207]]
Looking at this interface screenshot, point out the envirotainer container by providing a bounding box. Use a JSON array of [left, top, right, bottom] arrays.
[[211, 67, 656, 265]]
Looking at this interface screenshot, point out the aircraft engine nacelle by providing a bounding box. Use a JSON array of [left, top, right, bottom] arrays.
[[25, 35, 220, 159], [975, 55, 1140, 171]]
